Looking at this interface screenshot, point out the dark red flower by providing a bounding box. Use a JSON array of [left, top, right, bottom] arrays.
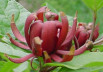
[[74, 22, 99, 49], [6, 7, 92, 67]]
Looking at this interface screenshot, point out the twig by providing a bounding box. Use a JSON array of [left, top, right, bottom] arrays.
[[89, 10, 97, 41]]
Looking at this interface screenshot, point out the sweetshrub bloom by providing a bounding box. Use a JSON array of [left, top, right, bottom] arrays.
[[6, 6, 92, 68], [74, 22, 99, 49]]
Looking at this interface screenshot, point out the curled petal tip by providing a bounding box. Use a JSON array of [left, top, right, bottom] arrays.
[[60, 11, 65, 17], [34, 37, 43, 45], [11, 14, 14, 23], [6, 33, 11, 38]]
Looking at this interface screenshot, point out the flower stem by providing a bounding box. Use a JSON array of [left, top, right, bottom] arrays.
[[89, 10, 97, 41]]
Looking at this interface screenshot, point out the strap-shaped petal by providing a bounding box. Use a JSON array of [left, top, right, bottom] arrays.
[[5, 53, 34, 63], [41, 21, 57, 54], [61, 12, 77, 49], [56, 12, 68, 49], [11, 14, 26, 43], [7, 33, 30, 50]]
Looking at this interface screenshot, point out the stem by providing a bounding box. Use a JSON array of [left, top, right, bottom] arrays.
[[89, 10, 97, 41], [93, 38, 103, 45]]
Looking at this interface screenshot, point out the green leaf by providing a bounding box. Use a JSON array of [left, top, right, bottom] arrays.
[[13, 62, 29, 72], [0, 61, 5, 69], [44, 52, 103, 69], [82, 0, 103, 11], [0, 61, 20, 72], [59, 66, 103, 72], [0, 42, 30, 57], [0, 0, 30, 36], [93, 45, 103, 52]]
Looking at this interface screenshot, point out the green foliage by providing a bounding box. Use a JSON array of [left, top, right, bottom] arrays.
[[0, 0, 30, 36], [0, 61, 20, 72], [82, 0, 103, 11]]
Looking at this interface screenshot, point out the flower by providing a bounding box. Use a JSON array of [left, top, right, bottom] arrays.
[[6, 6, 92, 67], [74, 22, 99, 49]]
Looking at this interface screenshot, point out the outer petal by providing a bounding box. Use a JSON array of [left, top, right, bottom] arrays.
[[11, 14, 26, 43], [56, 12, 68, 49], [24, 13, 37, 48], [7, 33, 30, 50], [57, 41, 93, 56], [5, 54, 34, 63], [41, 21, 57, 54]]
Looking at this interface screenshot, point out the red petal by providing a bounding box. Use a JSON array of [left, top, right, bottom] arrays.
[[51, 54, 62, 62], [24, 13, 37, 48], [29, 20, 43, 46], [41, 21, 57, 54], [56, 12, 68, 49], [11, 14, 26, 43], [5, 53, 34, 63], [61, 15, 77, 48], [77, 31, 88, 47], [36, 6, 47, 22], [7, 33, 30, 50]]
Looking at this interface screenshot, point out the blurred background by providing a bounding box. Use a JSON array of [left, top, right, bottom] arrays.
[[16, 0, 103, 35]]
